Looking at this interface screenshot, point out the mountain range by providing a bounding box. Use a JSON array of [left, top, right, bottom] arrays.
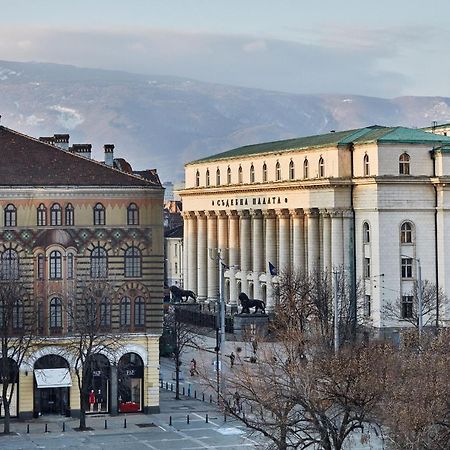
[[1, 59, 450, 182]]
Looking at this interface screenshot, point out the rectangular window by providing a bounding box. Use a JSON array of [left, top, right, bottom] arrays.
[[67, 254, 74, 279], [401, 295, 413, 319], [37, 255, 44, 280], [401, 258, 413, 279], [364, 295, 371, 317], [364, 258, 371, 278]]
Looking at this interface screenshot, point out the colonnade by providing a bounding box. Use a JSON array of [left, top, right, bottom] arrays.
[[183, 208, 353, 309]]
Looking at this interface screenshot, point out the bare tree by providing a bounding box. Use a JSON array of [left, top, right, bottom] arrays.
[[275, 268, 363, 348], [162, 304, 200, 400], [216, 327, 392, 450], [63, 280, 121, 431], [0, 281, 38, 434], [380, 331, 450, 450], [383, 279, 446, 329]]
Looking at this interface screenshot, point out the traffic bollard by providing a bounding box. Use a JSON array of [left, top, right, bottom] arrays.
[[124, 418, 127, 429], [62, 422, 65, 432], [169, 416, 172, 426], [206, 413, 209, 423], [224, 413, 227, 422], [202, 393, 205, 402], [105, 419, 108, 429], [27, 424, 30, 434], [182, 386, 185, 396], [45, 423, 48, 433], [209, 394, 212, 403], [171, 383, 173, 391], [194, 390, 197, 399], [187, 414, 190, 424]]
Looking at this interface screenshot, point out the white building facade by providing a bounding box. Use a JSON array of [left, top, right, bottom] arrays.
[[179, 126, 450, 333]]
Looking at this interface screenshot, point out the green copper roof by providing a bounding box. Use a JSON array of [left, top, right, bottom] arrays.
[[188, 125, 450, 165]]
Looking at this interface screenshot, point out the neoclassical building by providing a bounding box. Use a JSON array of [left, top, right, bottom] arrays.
[[180, 125, 450, 333], [0, 126, 164, 418]]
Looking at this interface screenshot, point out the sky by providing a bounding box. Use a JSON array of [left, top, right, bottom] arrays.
[[0, 0, 449, 97]]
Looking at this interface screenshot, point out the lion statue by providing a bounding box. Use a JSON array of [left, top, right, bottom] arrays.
[[170, 285, 197, 303], [238, 292, 266, 314]]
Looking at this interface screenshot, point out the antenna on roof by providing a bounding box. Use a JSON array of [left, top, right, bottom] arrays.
[[432, 121, 438, 133]]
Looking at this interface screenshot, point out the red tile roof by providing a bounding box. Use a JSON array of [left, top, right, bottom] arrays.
[[0, 126, 161, 187]]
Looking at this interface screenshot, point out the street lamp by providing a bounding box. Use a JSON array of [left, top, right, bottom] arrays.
[[401, 255, 423, 338]]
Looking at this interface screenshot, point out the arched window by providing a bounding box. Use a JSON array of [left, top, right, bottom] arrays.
[[318, 157, 325, 178], [37, 254, 45, 280], [2, 249, 19, 280], [399, 153, 410, 175], [49, 250, 62, 279], [227, 167, 231, 184], [85, 297, 97, 325], [65, 203, 74, 226], [238, 166, 243, 184], [120, 297, 131, 326], [127, 203, 139, 225], [289, 160, 295, 180], [250, 164, 255, 183], [67, 253, 74, 279], [50, 203, 62, 226], [206, 169, 210, 186], [49, 297, 62, 329], [216, 168, 220, 186], [99, 297, 111, 327], [4, 204, 17, 227], [275, 161, 281, 181], [124, 246, 142, 278], [93, 203, 105, 225], [262, 163, 267, 182], [363, 222, 370, 243], [12, 299, 23, 329], [363, 154, 370, 176], [37, 204, 47, 226], [400, 221, 413, 244], [90, 246, 108, 278], [195, 170, 200, 187], [303, 159, 309, 179], [134, 296, 145, 327]]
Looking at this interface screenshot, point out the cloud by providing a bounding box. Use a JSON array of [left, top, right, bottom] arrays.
[[0, 25, 440, 97], [49, 105, 84, 129]]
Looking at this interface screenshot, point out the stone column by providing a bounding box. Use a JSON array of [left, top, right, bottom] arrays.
[[251, 209, 264, 299], [306, 208, 320, 271], [277, 209, 291, 272], [321, 210, 332, 272], [110, 365, 118, 415], [228, 211, 240, 268], [239, 210, 251, 294], [331, 209, 344, 269], [291, 208, 305, 272], [196, 211, 207, 301], [217, 211, 228, 266], [207, 211, 218, 301], [264, 210, 277, 273], [186, 212, 197, 292], [229, 266, 238, 306]]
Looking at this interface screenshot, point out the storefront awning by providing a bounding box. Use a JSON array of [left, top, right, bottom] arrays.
[[34, 368, 72, 388]]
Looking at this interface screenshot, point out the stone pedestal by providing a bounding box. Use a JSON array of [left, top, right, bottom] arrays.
[[233, 314, 269, 340]]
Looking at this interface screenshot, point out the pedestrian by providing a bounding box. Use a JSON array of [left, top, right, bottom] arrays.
[[190, 358, 197, 376], [252, 339, 258, 355], [233, 390, 241, 413], [229, 351, 235, 368]]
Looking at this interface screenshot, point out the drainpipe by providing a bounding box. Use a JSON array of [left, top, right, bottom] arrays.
[[349, 144, 357, 338], [431, 149, 440, 331]]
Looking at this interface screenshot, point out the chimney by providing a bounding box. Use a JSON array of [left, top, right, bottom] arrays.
[[104, 144, 115, 166], [53, 134, 70, 150], [71, 143, 92, 159]]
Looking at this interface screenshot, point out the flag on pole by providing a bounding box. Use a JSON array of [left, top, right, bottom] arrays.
[[268, 261, 277, 276]]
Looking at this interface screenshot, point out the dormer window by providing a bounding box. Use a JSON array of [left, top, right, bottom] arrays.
[[4, 204, 16, 227], [399, 153, 410, 175], [50, 203, 62, 226], [37, 204, 47, 226]]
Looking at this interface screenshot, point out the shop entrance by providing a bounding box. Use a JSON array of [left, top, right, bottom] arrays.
[[34, 355, 71, 417], [118, 353, 143, 413], [85, 354, 110, 414]]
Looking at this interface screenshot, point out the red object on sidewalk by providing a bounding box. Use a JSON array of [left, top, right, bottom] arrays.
[[119, 402, 140, 412]]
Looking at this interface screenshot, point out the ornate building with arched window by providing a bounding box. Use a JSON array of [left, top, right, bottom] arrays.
[[180, 125, 450, 336], [0, 125, 164, 419]]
